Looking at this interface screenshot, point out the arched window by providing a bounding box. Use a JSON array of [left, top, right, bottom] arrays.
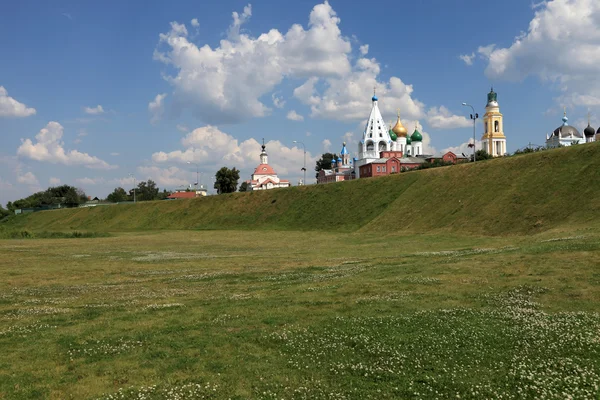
[[379, 141, 386, 152], [485, 122, 488, 133], [366, 141, 374, 151], [495, 121, 499, 132]]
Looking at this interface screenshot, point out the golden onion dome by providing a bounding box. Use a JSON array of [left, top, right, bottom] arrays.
[[392, 110, 408, 137]]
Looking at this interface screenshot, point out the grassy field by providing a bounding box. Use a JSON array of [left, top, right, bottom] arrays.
[[1, 227, 600, 399], [4, 142, 600, 236]]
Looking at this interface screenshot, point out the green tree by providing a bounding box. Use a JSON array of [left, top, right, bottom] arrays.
[[315, 153, 338, 179], [136, 180, 160, 201], [106, 187, 128, 203], [239, 181, 250, 192], [471, 150, 493, 162], [7, 185, 87, 210], [0, 205, 10, 219], [214, 167, 240, 194]]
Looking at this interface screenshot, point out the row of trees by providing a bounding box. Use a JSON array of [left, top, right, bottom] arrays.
[[105, 180, 171, 202], [6, 185, 88, 211]]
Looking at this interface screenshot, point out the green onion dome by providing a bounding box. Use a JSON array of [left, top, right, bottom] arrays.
[[389, 129, 397, 141], [406, 135, 412, 145], [411, 128, 423, 142]]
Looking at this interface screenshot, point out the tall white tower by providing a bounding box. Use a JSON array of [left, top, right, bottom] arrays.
[[355, 89, 394, 177]]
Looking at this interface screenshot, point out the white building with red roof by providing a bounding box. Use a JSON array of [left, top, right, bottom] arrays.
[[247, 141, 290, 191]]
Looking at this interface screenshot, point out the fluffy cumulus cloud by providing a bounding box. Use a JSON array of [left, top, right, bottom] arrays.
[[190, 18, 199, 28], [477, 0, 600, 107], [286, 110, 304, 121], [16, 121, 116, 170], [459, 52, 475, 66], [17, 171, 39, 185], [153, 2, 356, 124], [322, 139, 332, 151], [442, 139, 483, 158], [151, 125, 316, 182], [84, 105, 104, 115], [426, 106, 472, 129], [151, 1, 465, 137], [0, 86, 36, 117], [76, 177, 105, 185], [149, 93, 167, 124], [136, 166, 190, 187], [49, 177, 61, 185]]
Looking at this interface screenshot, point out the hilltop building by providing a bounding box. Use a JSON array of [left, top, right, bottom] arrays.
[[246, 141, 290, 190], [317, 142, 355, 184], [353, 91, 425, 178], [545, 111, 597, 148], [481, 88, 507, 157]]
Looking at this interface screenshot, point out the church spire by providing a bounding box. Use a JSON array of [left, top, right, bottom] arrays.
[[260, 138, 268, 164]]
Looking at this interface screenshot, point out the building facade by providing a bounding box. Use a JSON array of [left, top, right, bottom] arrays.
[[247, 142, 290, 190], [317, 142, 355, 184], [545, 110, 586, 148], [481, 88, 507, 157]]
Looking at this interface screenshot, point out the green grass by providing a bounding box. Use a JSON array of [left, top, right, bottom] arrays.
[[4, 142, 600, 236], [1, 228, 599, 399], [1, 144, 600, 398]]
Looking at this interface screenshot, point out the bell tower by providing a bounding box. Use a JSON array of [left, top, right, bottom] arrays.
[[481, 88, 507, 157]]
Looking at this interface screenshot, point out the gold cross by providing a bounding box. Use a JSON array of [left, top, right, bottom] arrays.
[[396, 108, 401, 118], [373, 86, 376, 95], [564, 106, 567, 116]]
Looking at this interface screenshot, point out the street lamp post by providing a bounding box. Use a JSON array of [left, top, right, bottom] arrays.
[[128, 173, 136, 203], [293, 140, 306, 185], [462, 103, 478, 162], [187, 161, 199, 191]]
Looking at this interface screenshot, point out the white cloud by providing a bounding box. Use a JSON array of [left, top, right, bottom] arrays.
[[83, 105, 104, 115], [17, 171, 39, 185], [359, 44, 369, 55], [136, 166, 189, 188], [294, 71, 426, 122], [477, 0, 600, 108], [342, 131, 354, 143], [322, 139, 332, 152], [426, 106, 472, 129], [151, 125, 316, 182], [149, 93, 167, 124], [76, 177, 105, 186], [0, 177, 13, 191], [191, 18, 199, 28], [459, 52, 475, 66], [0, 86, 36, 117], [49, 177, 61, 185], [286, 110, 304, 121], [153, 1, 352, 124], [442, 139, 483, 158], [272, 93, 285, 109], [176, 124, 189, 133], [16, 121, 116, 170]]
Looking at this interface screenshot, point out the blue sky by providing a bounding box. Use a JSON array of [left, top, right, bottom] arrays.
[[2, 0, 599, 204]]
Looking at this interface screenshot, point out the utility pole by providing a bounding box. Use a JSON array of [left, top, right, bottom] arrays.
[[129, 173, 136, 203], [462, 103, 478, 162], [293, 140, 306, 185]]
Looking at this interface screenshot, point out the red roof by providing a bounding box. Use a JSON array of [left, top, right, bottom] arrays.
[[167, 191, 197, 199], [253, 163, 276, 175]]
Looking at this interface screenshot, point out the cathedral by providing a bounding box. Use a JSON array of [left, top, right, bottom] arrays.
[[545, 110, 598, 148], [353, 91, 425, 178], [246, 141, 290, 190]]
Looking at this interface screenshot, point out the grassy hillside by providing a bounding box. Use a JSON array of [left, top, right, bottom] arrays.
[[4, 142, 600, 235]]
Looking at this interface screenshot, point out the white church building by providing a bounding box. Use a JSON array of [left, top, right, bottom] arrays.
[[247, 141, 290, 190]]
